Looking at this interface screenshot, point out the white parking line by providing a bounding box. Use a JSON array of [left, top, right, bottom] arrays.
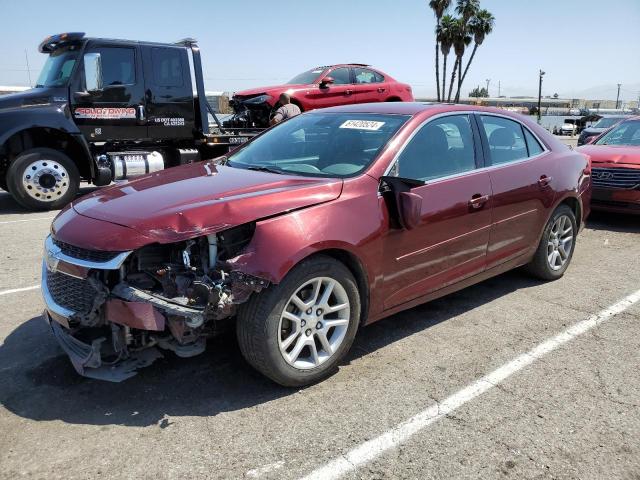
[[0, 285, 40, 296], [0, 216, 55, 225], [298, 288, 640, 480]]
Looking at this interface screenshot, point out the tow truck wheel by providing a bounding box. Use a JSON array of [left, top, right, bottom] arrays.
[[7, 148, 80, 211]]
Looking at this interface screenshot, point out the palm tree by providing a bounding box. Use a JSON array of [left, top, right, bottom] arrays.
[[455, 0, 480, 22], [429, 0, 451, 101], [447, 17, 470, 102], [457, 9, 495, 99], [438, 15, 456, 103]]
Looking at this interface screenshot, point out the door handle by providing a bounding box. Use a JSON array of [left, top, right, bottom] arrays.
[[377, 87, 386, 93], [138, 104, 146, 121], [469, 194, 490, 209], [538, 175, 553, 188], [345, 89, 353, 95]]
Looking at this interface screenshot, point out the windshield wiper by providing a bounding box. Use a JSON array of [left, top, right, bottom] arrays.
[[244, 166, 284, 175]]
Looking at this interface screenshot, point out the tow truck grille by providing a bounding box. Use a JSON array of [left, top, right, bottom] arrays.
[[53, 238, 122, 263], [591, 168, 640, 189], [46, 271, 99, 314]]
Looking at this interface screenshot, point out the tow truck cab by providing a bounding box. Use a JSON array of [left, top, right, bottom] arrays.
[[0, 32, 255, 210]]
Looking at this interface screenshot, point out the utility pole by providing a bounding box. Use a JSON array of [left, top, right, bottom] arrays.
[[498, 80, 501, 97], [616, 83, 621, 110], [537, 70, 545, 123], [485, 78, 490, 96], [24, 49, 32, 87]]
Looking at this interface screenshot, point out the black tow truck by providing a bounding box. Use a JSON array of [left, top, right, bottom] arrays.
[[0, 32, 262, 210]]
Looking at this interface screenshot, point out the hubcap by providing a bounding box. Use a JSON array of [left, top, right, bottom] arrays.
[[547, 215, 574, 271], [278, 277, 350, 370], [22, 160, 69, 202]]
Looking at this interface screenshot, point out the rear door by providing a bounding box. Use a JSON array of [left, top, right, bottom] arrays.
[[71, 42, 147, 141], [141, 45, 195, 140], [475, 114, 556, 268], [353, 67, 387, 103], [381, 114, 492, 310], [305, 67, 356, 109]]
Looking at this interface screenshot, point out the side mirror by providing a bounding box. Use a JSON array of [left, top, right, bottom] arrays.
[[379, 175, 425, 230], [319, 76, 334, 89], [398, 192, 423, 230], [83, 52, 103, 92]]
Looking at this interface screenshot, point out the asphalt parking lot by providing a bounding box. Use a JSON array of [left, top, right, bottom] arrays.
[[0, 186, 638, 480]]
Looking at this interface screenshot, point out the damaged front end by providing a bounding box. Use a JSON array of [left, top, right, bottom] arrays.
[[224, 94, 275, 129], [41, 223, 268, 382]]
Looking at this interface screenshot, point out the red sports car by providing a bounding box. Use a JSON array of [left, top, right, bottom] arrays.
[[226, 64, 413, 128], [577, 116, 640, 214], [42, 103, 590, 385]]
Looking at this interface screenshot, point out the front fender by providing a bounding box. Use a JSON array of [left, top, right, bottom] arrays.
[[0, 103, 81, 146]]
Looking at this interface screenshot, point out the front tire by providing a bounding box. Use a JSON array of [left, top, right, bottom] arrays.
[[236, 255, 360, 387], [526, 204, 577, 280], [6, 148, 80, 210]]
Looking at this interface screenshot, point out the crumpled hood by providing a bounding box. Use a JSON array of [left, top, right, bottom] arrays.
[[72, 163, 343, 244], [233, 84, 308, 100], [577, 145, 640, 166], [0, 87, 67, 111]]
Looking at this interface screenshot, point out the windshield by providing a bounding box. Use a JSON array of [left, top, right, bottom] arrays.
[[226, 112, 410, 178], [287, 69, 326, 85], [593, 117, 624, 129], [36, 46, 80, 88], [595, 120, 640, 146]]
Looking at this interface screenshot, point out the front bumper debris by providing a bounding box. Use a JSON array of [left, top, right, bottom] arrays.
[[46, 312, 163, 382]]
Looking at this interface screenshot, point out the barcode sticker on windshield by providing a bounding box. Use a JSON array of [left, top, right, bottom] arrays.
[[340, 120, 385, 131]]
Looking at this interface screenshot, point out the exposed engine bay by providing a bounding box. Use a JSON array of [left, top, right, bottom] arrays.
[[44, 223, 268, 381], [224, 94, 276, 129]]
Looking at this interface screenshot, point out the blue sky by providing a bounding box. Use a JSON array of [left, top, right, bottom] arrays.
[[0, 0, 638, 101]]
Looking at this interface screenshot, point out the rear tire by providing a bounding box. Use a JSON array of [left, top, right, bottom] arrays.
[[6, 148, 80, 211], [526, 204, 577, 280], [236, 255, 360, 387]]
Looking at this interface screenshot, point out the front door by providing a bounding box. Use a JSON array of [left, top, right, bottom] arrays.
[[71, 42, 147, 141], [141, 45, 196, 140], [382, 114, 492, 310], [475, 114, 557, 268], [305, 67, 357, 109]]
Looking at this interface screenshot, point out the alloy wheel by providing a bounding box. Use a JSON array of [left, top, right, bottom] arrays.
[[547, 214, 574, 271], [278, 276, 351, 370], [21, 159, 70, 202]]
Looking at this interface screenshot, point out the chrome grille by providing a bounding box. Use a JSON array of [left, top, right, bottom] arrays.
[[52, 238, 122, 263], [46, 271, 99, 315], [591, 167, 640, 189]]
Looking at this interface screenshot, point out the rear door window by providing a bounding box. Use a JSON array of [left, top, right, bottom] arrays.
[[478, 115, 529, 165], [523, 128, 544, 156], [354, 68, 383, 84], [151, 47, 184, 87]]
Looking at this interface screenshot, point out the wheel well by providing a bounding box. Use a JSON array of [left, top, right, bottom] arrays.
[[1, 128, 91, 180], [309, 249, 370, 325], [560, 197, 582, 229], [290, 99, 304, 112]]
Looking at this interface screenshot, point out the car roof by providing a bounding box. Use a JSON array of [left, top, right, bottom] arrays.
[[315, 102, 534, 119]]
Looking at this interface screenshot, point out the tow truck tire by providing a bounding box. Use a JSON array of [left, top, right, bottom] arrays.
[[236, 255, 360, 387], [7, 148, 80, 211]]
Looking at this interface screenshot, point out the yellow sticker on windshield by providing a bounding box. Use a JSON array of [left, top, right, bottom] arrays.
[[339, 120, 385, 131]]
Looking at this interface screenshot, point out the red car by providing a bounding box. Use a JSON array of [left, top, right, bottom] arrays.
[[577, 116, 640, 214], [42, 103, 590, 385], [226, 64, 413, 128]]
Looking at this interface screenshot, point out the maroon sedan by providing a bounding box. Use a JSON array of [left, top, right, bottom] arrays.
[[577, 116, 640, 214], [227, 64, 413, 128], [42, 103, 591, 385]]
